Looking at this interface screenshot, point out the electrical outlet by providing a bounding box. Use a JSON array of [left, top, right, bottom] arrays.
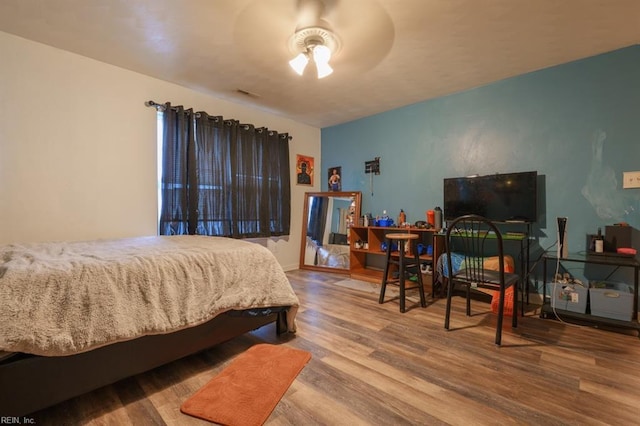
[[622, 171, 640, 189]]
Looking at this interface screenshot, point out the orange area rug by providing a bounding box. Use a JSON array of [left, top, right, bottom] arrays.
[[181, 343, 311, 425]]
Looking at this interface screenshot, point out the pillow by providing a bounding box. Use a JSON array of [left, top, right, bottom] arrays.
[[438, 253, 514, 278]]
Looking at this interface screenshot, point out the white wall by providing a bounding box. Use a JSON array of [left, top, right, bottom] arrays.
[[0, 31, 321, 271]]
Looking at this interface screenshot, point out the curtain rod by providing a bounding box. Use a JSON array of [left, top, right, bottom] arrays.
[[145, 100, 166, 111], [145, 100, 292, 140]]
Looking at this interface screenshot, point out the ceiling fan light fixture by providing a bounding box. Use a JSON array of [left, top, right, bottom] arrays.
[[289, 52, 309, 75], [288, 26, 340, 79], [312, 44, 331, 63], [315, 61, 333, 79], [313, 45, 333, 78]]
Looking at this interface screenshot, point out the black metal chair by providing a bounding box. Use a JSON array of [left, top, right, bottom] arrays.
[[443, 215, 518, 345]]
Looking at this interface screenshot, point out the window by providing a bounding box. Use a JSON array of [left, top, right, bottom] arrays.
[[157, 105, 291, 238]]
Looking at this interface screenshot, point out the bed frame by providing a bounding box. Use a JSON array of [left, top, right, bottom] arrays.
[[0, 307, 290, 416]]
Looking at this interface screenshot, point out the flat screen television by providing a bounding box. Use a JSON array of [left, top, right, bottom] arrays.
[[443, 171, 538, 223]]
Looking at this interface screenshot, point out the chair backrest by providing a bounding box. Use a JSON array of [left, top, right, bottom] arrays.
[[444, 214, 507, 285]]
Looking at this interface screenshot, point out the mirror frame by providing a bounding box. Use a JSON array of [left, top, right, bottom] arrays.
[[299, 191, 362, 274]]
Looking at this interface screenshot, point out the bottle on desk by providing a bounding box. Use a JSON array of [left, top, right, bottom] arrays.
[[398, 209, 406, 227], [595, 228, 604, 253], [434, 207, 443, 232]]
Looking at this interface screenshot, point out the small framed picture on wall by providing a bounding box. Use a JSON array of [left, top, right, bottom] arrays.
[[328, 166, 341, 191], [296, 154, 314, 186]]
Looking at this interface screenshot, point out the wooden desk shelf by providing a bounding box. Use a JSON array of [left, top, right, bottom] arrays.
[[349, 226, 441, 284]]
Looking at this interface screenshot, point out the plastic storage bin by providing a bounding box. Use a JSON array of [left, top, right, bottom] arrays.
[[589, 282, 634, 321], [549, 282, 588, 313], [376, 218, 394, 227]]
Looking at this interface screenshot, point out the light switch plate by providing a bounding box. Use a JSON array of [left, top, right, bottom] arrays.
[[622, 171, 640, 189]]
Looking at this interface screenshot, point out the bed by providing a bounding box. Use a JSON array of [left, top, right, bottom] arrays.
[[304, 235, 350, 269], [0, 235, 299, 416]]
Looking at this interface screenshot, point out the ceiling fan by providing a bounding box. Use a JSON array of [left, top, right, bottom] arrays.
[[287, 0, 341, 79], [232, 0, 394, 87]]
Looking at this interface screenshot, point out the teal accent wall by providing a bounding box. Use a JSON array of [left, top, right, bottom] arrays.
[[322, 46, 640, 260]]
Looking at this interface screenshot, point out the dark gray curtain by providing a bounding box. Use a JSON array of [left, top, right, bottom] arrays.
[[231, 124, 291, 237], [159, 104, 291, 238], [307, 196, 328, 244], [193, 113, 234, 236], [159, 104, 195, 235], [264, 128, 292, 235]]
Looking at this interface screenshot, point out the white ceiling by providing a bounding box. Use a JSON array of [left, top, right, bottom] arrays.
[[1, 0, 638, 128]]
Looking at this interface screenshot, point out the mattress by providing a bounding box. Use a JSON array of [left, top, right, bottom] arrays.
[[0, 235, 299, 356]]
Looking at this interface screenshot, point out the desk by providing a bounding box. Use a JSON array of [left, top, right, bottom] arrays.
[[350, 226, 438, 284], [541, 252, 640, 334]]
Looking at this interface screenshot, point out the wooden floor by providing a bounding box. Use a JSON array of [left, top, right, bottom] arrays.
[[33, 269, 640, 425]]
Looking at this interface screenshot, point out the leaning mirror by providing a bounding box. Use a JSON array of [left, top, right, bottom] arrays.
[[299, 191, 362, 273]]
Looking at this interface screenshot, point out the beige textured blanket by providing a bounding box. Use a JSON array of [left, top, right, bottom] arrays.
[[0, 236, 299, 356]]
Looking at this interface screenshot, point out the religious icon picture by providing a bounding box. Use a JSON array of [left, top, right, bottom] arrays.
[[328, 166, 342, 191], [296, 154, 314, 186]]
